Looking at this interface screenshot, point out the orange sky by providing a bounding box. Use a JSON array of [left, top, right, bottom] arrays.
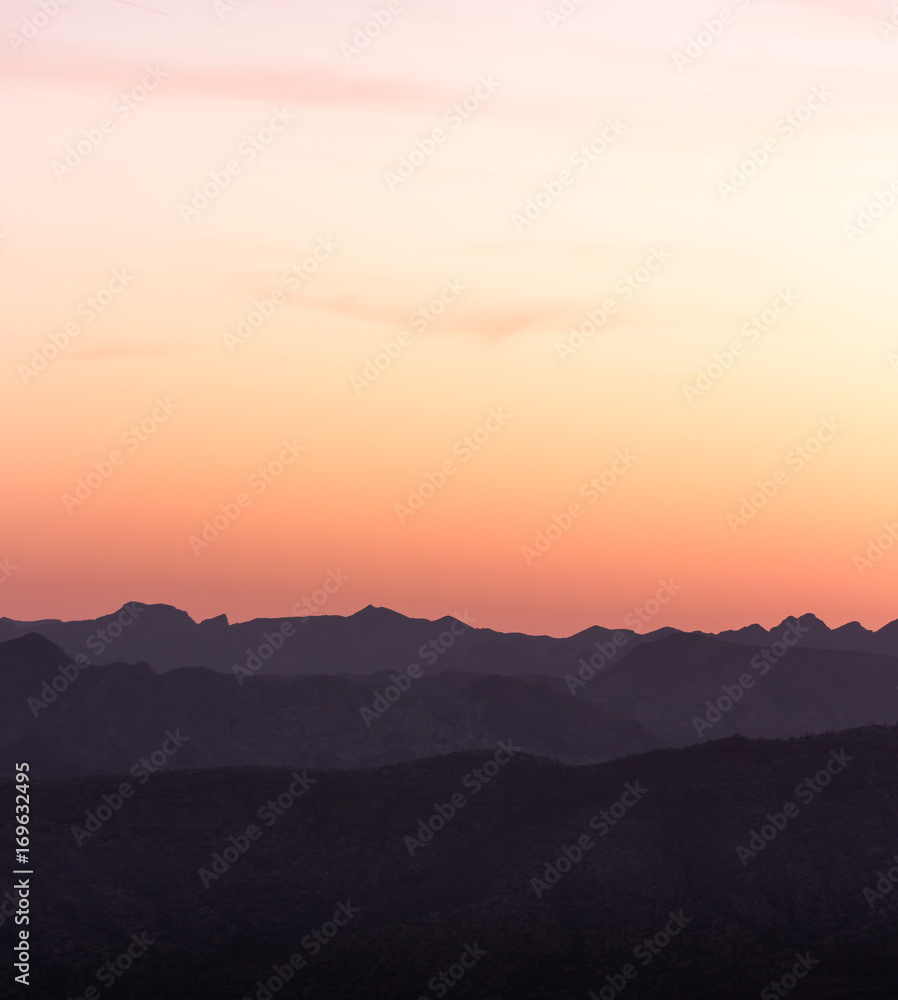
[[2, 0, 898, 636]]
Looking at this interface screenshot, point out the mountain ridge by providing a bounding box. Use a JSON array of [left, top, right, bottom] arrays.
[[4, 602, 898, 677], [3, 626, 898, 780]]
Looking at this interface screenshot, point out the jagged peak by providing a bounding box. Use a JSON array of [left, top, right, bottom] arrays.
[[200, 613, 229, 627], [350, 604, 408, 621], [108, 602, 196, 625]]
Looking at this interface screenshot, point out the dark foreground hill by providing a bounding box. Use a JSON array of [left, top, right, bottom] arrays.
[[2, 726, 898, 998]]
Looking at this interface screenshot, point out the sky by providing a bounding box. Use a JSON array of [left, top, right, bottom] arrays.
[[2, 0, 898, 636]]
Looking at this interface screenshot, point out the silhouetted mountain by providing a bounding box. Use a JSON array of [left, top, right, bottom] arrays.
[[0, 632, 73, 676], [4, 726, 898, 998], [4, 626, 898, 779], [578, 631, 898, 745], [0, 636, 659, 778], [0, 602, 672, 676], [3, 603, 898, 681], [718, 611, 898, 657]]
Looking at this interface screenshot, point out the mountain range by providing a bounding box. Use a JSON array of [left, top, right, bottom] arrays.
[[3, 602, 898, 675], [3, 604, 898, 778], [4, 604, 898, 998]]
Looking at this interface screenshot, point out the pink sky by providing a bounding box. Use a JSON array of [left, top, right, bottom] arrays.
[[2, 0, 898, 635]]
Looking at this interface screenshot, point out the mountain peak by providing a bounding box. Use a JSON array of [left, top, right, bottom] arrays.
[[351, 604, 406, 621], [780, 613, 828, 630], [832, 620, 871, 637], [200, 613, 229, 628], [112, 603, 196, 626], [0, 632, 72, 667]]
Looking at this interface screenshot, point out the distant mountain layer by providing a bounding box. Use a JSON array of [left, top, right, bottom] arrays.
[[4, 726, 898, 999], [0, 634, 660, 777], [3, 630, 898, 779], [574, 631, 898, 746], [3, 602, 898, 676]]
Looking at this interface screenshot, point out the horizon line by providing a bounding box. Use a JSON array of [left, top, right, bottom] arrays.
[[2, 601, 894, 640]]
